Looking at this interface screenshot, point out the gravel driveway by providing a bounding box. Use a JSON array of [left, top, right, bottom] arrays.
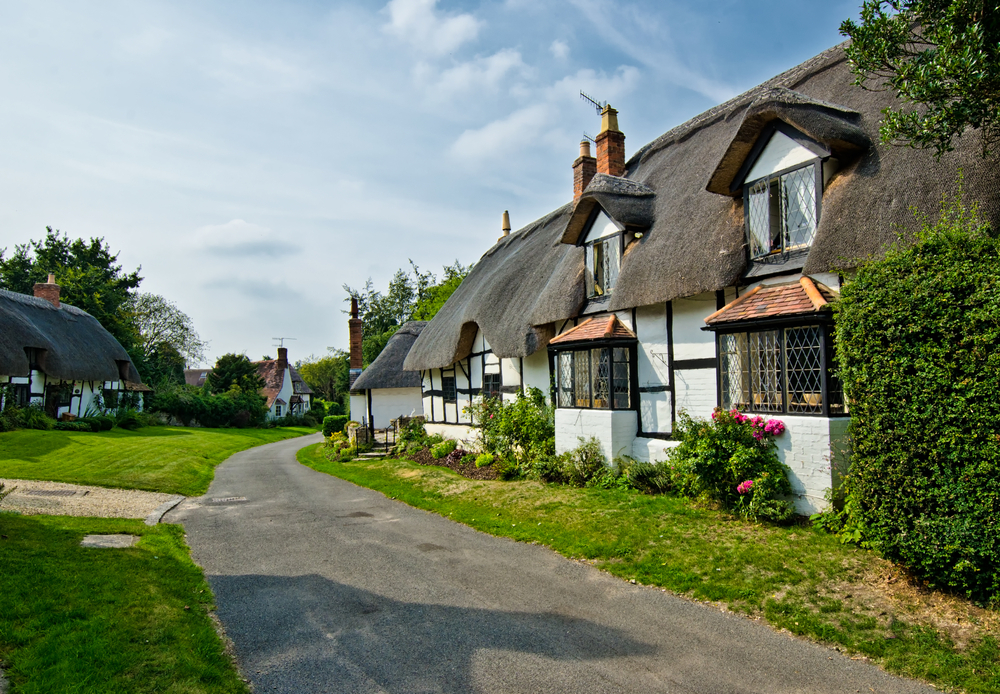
[[0, 478, 181, 519]]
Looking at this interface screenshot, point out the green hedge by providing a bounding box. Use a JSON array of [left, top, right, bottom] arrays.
[[322, 415, 349, 437], [836, 192, 1000, 602]]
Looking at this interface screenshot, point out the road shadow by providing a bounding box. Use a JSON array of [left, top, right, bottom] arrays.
[[210, 573, 658, 694]]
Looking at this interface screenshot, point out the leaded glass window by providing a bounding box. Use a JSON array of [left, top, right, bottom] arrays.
[[587, 234, 622, 298], [744, 162, 818, 259], [482, 372, 501, 399], [442, 375, 457, 403], [552, 345, 634, 410], [718, 324, 844, 416]]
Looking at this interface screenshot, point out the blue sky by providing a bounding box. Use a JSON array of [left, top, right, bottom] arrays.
[[0, 0, 858, 365]]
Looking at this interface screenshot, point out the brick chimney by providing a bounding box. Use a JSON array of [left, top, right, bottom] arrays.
[[595, 105, 625, 177], [573, 139, 597, 200], [348, 297, 363, 387], [276, 347, 288, 370], [33, 273, 60, 308]]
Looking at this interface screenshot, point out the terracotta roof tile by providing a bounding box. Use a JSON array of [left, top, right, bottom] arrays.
[[706, 277, 837, 325], [549, 315, 636, 345]]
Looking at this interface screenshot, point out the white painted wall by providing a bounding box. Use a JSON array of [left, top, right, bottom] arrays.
[[582, 210, 622, 242], [746, 131, 817, 182], [632, 437, 680, 463], [365, 387, 423, 429], [635, 303, 671, 434], [521, 349, 550, 397], [775, 415, 852, 515], [349, 393, 368, 426], [425, 422, 477, 449], [555, 408, 637, 462], [0, 373, 138, 418], [673, 369, 717, 421], [671, 293, 716, 361]]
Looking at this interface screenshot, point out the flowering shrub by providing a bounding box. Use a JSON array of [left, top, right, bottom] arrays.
[[668, 408, 794, 523], [465, 387, 554, 476]]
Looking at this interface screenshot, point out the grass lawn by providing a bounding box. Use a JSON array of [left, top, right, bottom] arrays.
[[299, 443, 1000, 694], [0, 426, 316, 497], [0, 514, 247, 694]]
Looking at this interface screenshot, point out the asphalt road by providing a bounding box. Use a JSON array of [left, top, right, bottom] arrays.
[[168, 434, 935, 694]]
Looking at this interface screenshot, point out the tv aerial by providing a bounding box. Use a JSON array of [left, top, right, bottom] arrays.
[[272, 337, 297, 348], [580, 91, 607, 114]]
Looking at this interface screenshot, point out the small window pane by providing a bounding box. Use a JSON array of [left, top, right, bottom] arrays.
[[719, 333, 750, 410], [557, 352, 574, 408], [785, 326, 823, 414], [747, 180, 771, 258], [612, 361, 629, 409], [483, 373, 501, 399], [573, 350, 591, 407], [781, 164, 817, 250], [604, 237, 620, 292], [442, 376, 457, 403], [749, 330, 782, 412], [592, 243, 605, 296], [591, 348, 610, 409]]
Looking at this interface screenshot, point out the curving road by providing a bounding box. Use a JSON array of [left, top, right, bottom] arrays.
[[167, 434, 934, 694]]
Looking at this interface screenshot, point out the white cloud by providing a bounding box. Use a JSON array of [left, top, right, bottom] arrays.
[[119, 27, 172, 56], [419, 48, 527, 101], [382, 0, 483, 56], [206, 43, 318, 94], [549, 39, 569, 60], [450, 103, 554, 161]]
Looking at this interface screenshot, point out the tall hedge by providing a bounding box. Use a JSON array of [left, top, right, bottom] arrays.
[[835, 193, 1000, 602]]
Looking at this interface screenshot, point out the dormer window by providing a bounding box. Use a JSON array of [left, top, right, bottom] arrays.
[[746, 162, 819, 259], [583, 210, 623, 298], [738, 126, 829, 262]]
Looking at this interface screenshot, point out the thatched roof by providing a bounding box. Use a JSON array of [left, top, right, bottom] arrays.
[[353, 321, 426, 391], [404, 207, 585, 370], [406, 42, 1000, 369], [0, 288, 141, 382]]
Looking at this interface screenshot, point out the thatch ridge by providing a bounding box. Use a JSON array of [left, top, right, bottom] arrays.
[[406, 40, 1000, 367], [0, 288, 141, 382], [404, 206, 584, 370], [352, 321, 427, 392]]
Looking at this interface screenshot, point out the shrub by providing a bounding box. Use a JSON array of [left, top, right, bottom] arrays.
[[115, 409, 144, 431], [309, 401, 327, 419], [151, 385, 267, 428], [474, 453, 494, 468], [323, 415, 350, 437], [460, 453, 475, 465], [623, 459, 673, 494], [326, 401, 343, 416], [20, 405, 54, 431], [431, 439, 458, 459], [563, 437, 608, 487], [54, 421, 94, 432], [835, 187, 1000, 602], [466, 387, 554, 473], [398, 419, 427, 446], [667, 409, 793, 522]]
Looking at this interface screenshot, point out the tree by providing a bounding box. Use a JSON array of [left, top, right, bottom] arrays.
[[0, 228, 142, 349], [128, 292, 207, 367], [343, 260, 471, 365], [840, 0, 1000, 157], [296, 350, 351, 407], [144, 342, 187, 388], [206, 354, 264, 395]]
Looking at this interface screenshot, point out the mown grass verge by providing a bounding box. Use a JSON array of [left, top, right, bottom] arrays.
[[299, 443, 1000, 694], [0, 514, 247, 694], [0, 426, 316, 496]]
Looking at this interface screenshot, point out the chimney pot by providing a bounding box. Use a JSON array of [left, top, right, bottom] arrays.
[[573, 139, 597, 201], [348, 296, 364, 381], [499, 210, 511, 242], [33, 274, 61, 308], [596, 104, 625, 178]]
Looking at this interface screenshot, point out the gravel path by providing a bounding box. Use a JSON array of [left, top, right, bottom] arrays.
[[0, 478, 181, 519]]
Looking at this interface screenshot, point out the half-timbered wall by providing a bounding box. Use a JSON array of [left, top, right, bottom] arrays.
[[0, 372, 134, 418]]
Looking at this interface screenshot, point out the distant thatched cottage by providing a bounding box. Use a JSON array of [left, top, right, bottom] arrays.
[[401, 43, 1000, 514], [0, 275, 147, 418], [349, 321, 426, 429]]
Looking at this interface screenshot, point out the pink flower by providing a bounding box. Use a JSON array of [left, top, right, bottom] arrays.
[[737, 479, 754, 495]]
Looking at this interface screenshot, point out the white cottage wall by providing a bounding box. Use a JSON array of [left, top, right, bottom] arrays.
[[555, 409, 637, 462], [635, 303, 671, 434], [368, 387, 423, 428], [775, 415, 852, 515]]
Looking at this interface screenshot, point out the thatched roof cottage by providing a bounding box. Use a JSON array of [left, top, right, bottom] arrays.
[[0, 275, 146, 418], [349, 321, 426, 429], [400, 41, 1000, 513]]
